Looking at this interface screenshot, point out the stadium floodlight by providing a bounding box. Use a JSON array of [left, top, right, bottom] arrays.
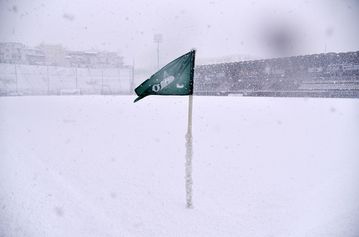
[[153, 34, 163, 70]]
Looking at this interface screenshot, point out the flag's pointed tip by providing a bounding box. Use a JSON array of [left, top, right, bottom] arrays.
[[133, 95, 147, 103]]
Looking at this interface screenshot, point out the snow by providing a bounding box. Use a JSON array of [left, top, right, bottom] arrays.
[[0, 95, 359, 236]]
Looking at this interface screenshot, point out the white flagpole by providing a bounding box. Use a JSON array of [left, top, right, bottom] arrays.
[[185, 94, 193, 208]]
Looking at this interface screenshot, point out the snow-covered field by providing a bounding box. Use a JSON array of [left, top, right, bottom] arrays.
[[1, 95, 359, 237]]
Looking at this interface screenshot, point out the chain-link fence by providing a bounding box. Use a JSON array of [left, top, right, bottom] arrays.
[[0, 63, 134, 96]]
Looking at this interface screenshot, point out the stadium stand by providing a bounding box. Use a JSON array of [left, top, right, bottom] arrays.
[[194, 51, 359, 98]]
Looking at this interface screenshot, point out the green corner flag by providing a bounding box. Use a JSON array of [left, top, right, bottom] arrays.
[[134, 50, 196, 102]]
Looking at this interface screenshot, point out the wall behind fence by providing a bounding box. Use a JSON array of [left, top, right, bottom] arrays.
[[0, 63, 134, 96]]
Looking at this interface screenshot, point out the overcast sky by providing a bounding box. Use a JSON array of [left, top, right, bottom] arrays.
[[0, 0, 358, 68]]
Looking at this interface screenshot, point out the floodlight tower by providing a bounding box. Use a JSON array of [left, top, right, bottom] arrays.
[[153, 34, 163, 70]]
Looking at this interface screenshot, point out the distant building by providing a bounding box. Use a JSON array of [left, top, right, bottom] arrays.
[[22, 47, 45, 65], [0, 42, 124, 68], [96, 51, 123, 68], [0, 42, 26, 64], [66, 51, 97, 67], [37, 43, 67, 66], [66, 50, 123, 68]]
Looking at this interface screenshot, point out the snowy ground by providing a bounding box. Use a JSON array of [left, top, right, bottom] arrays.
[[1, 95, 359, 237]]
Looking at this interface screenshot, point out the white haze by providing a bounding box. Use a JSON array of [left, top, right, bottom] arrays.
[[0, 0, 358, 68]]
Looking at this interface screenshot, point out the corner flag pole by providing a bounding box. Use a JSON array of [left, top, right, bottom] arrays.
[[185, 49, 195, 209], [133, 49, 196, 208], [185, 94, 193, 208]]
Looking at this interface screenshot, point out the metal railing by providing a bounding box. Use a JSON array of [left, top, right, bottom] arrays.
[[0, 63, 134, 96]]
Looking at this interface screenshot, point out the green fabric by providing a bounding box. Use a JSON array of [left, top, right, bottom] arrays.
[[134, 50, 196, 102]]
